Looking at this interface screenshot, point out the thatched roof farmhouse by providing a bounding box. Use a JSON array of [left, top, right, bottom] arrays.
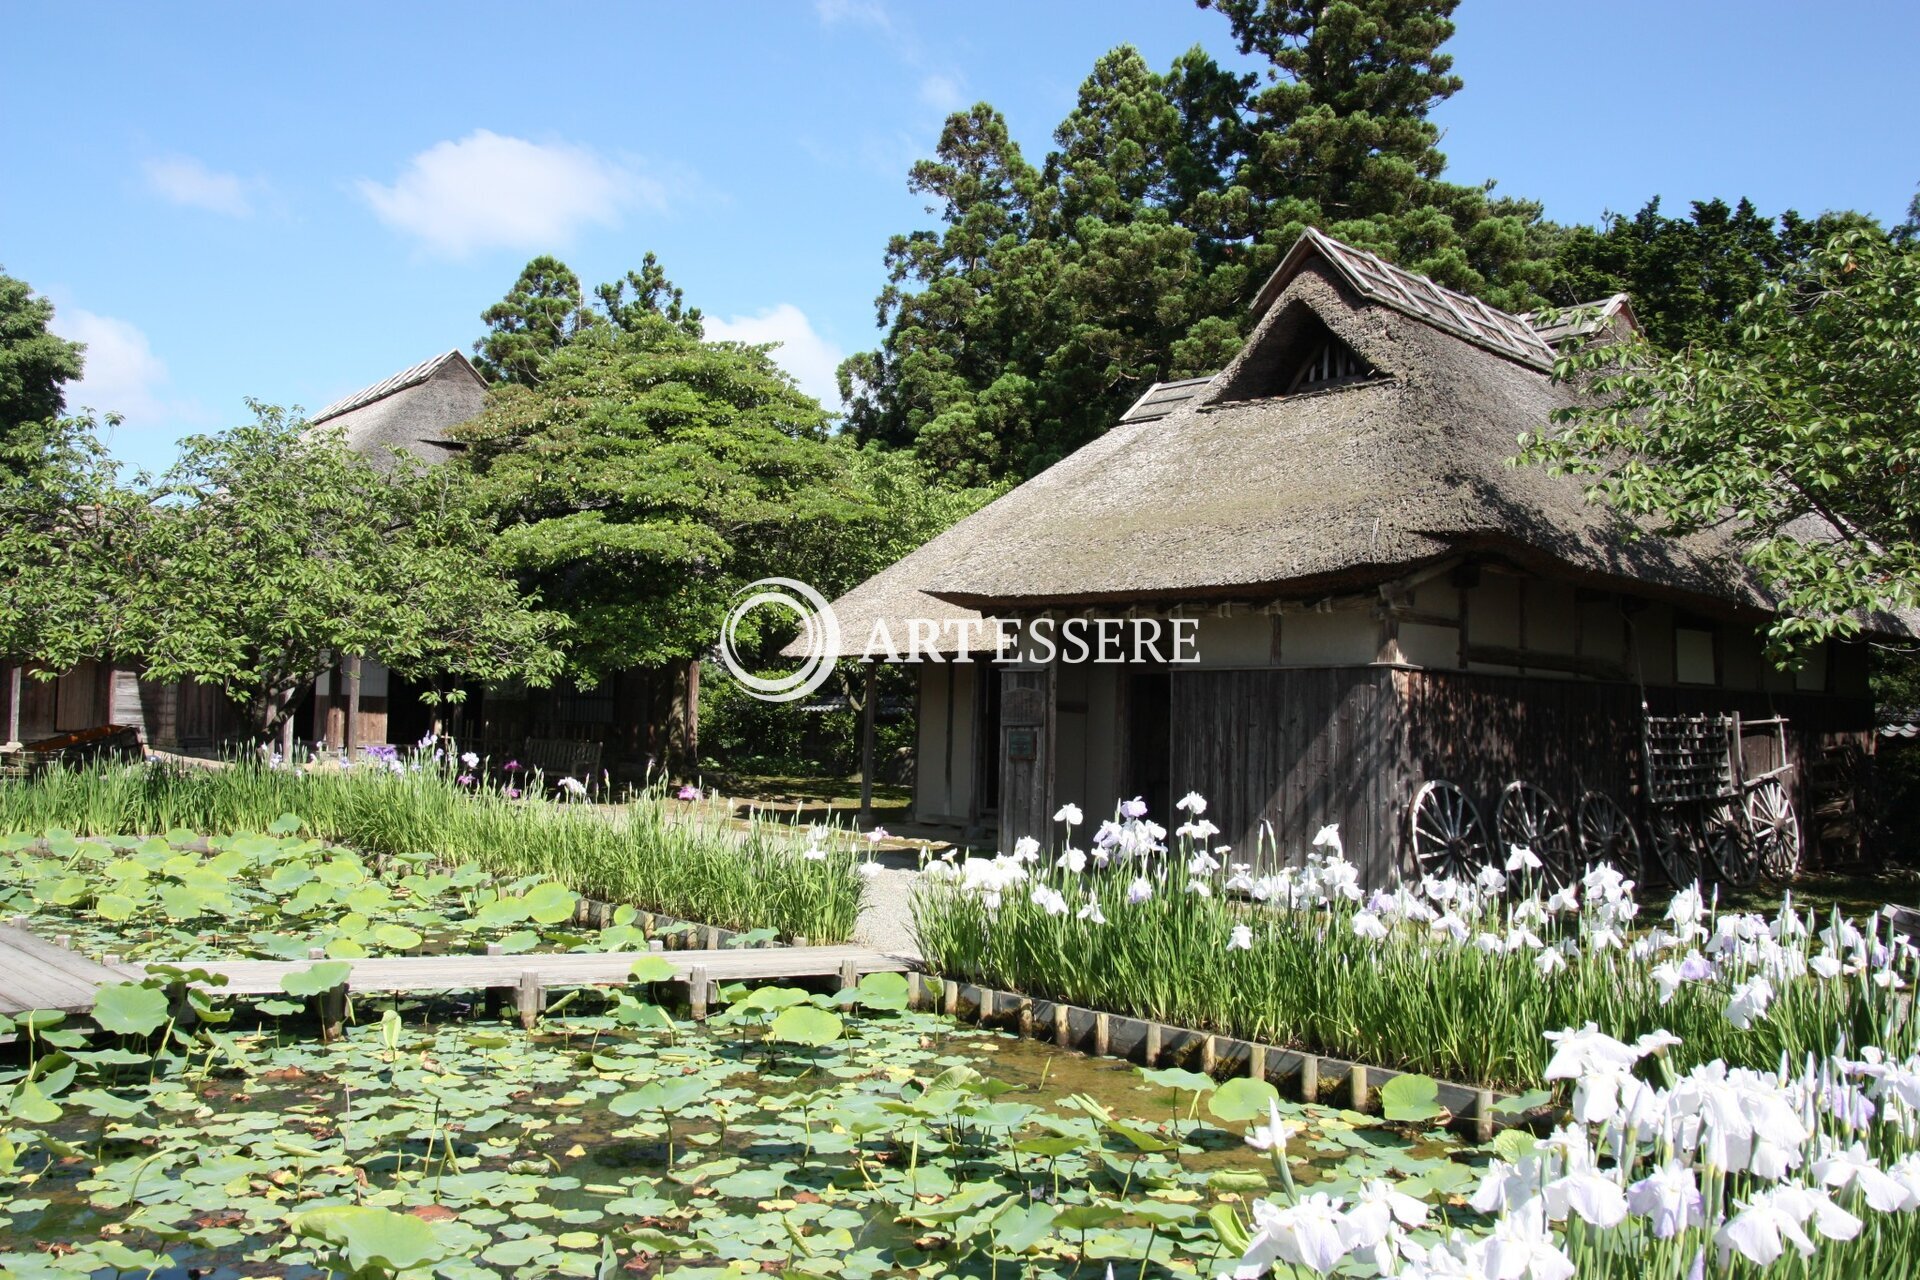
[[822, 230, 1892, 880]]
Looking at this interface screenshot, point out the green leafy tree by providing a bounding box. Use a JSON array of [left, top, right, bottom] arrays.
[[1521, 230, 1919, 659], [130, 406, 560, 741], [0, 414, 147, 672], [1543, 196, 1881, 351], [0, 268, 86, 457], [472, 256, 603, 386], [453, 316, 866, 688], [844, 3, 1560, 483]]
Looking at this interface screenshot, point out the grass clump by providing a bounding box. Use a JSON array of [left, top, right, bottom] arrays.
[[0, 761, 862, 942]]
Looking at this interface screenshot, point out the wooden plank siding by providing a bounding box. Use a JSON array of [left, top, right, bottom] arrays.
[[1170, 668, 1406, 884], [1164, 666, 1875, 886], [1397, 670, 1874, 874]]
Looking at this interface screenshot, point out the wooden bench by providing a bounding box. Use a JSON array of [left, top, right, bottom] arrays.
[[519, 737, 603, 782]]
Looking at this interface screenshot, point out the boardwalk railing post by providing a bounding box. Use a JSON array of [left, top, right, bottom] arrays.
[[484, 943, 505, 1018], [688, 965, 711, 1021], [517, 973, 544, 1031], [906, 971, 925, 1011], [838, 959, 859, 994]]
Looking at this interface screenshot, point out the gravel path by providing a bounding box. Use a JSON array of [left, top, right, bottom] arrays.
[[854, 863, 922, 956]]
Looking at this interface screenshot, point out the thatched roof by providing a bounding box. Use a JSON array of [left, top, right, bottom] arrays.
[[310, 350, 488, 470], [821, 229, 1913, 641], [1527, 294, 1641, 348], [914, 234, 1779, 619], [795, 520, 1003, 659]]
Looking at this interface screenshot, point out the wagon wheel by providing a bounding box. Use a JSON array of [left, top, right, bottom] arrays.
[[1705, 799, 1759, 889], [1646, 809, 1700, 888], [1495, 781, 1575, 886], [1575, 792, 1643, 880], [1410, 781, 1492, 881], [1746, 778, 1802, 884]]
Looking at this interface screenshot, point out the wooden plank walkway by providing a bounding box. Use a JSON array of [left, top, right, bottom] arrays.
[[139, 945, 913, 998], [0, 924, 145, 1015], [0, 918, 913, 1032]]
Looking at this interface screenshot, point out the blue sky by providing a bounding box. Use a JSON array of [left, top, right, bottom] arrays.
[[6, 0, 1916, 477]]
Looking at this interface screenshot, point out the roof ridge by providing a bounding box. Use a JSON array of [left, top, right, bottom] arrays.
[[1254, 229, 1556, 372], [310, 349, 475, 424]]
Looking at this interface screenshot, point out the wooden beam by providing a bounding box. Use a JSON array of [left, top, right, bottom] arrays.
[[344, 656, 362, 758], [859, 663, 877, 823], [1460, 643, 1629, 682]]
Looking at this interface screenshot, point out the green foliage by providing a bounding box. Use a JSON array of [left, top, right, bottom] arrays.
[[124, 404, 560, 737], [90, 981, 171, 1037], [844, 4, 1559, 482], [0, 266, 85, 456], [455, 311, 865, 685], [0, 762, 865, 942], [471, 255, 603, 387], [1522, 230, 1919, 661], [1542, 195, 1882, 350], [0, 413, 149, 672], [1377, 1073, 1446, 1123]]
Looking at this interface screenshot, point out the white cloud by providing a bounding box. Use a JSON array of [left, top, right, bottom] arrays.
[[49, 308, 173, 425], [703, 304, 845, 411], [142, 154, 259, 217], [918, 73, 967, 114], [357, 130, 661, 257], [814, 0, 890, 27]]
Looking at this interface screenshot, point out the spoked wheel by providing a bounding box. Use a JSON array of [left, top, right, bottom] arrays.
[[1647, 809, 1701, 888], [1575, 792, 1643, 880], [1705, 799, 1759, 889], [1746, 778, 1802, 884], [1495, 780, 1575, 886], [1410, 780, 1492, 881]]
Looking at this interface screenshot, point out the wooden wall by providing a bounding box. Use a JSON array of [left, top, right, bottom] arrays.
[[1397, 669, 1874, 875], [1158, 665, 1875, 886], [1169, 667, 1405, 883]]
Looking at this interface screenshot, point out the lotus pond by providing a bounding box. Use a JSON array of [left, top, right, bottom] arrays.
[[0, 828, 717, 963], [0, 980, 1485, 1279]]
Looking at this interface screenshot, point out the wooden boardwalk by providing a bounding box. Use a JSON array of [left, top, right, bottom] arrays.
[[0, 924, 145, 1016], [0, 920, 913, 1031]]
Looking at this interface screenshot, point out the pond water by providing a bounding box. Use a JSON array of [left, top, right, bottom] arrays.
[[0, 997, 1485, 1280], [0, 831, 696, 963]]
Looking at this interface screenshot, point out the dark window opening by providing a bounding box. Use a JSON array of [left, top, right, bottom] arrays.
[[1287, 336, 1370, 392], [1211, 304, 1379, 403]]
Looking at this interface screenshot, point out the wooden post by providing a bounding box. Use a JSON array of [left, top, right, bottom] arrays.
[[1349, 1064, 1369, 1111], [688, 965, 711, 1021], [1200, 1035, 1218, 1077], [344, 655, 362, 760], [943, 979, 959, 1015], [838, 959, 859, 994], [1052, 1002, 1070, 1048], [1474, 1089, 1496, 1142], [5, 664, 20, 744], [1248, 1043, 1268, 1083], [483, 943, 505, 1017], [1300, 1056, 1320, 1103], [859, 662, 878, 824], [1143, 1022, 1163, 1066], [1093, 1012, 1110, 1057], [517, 973, 544, 1030], [906, 971, 925, 1010]]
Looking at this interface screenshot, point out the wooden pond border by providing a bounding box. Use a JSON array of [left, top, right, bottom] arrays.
[[903, 973, 1530, 1142]]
